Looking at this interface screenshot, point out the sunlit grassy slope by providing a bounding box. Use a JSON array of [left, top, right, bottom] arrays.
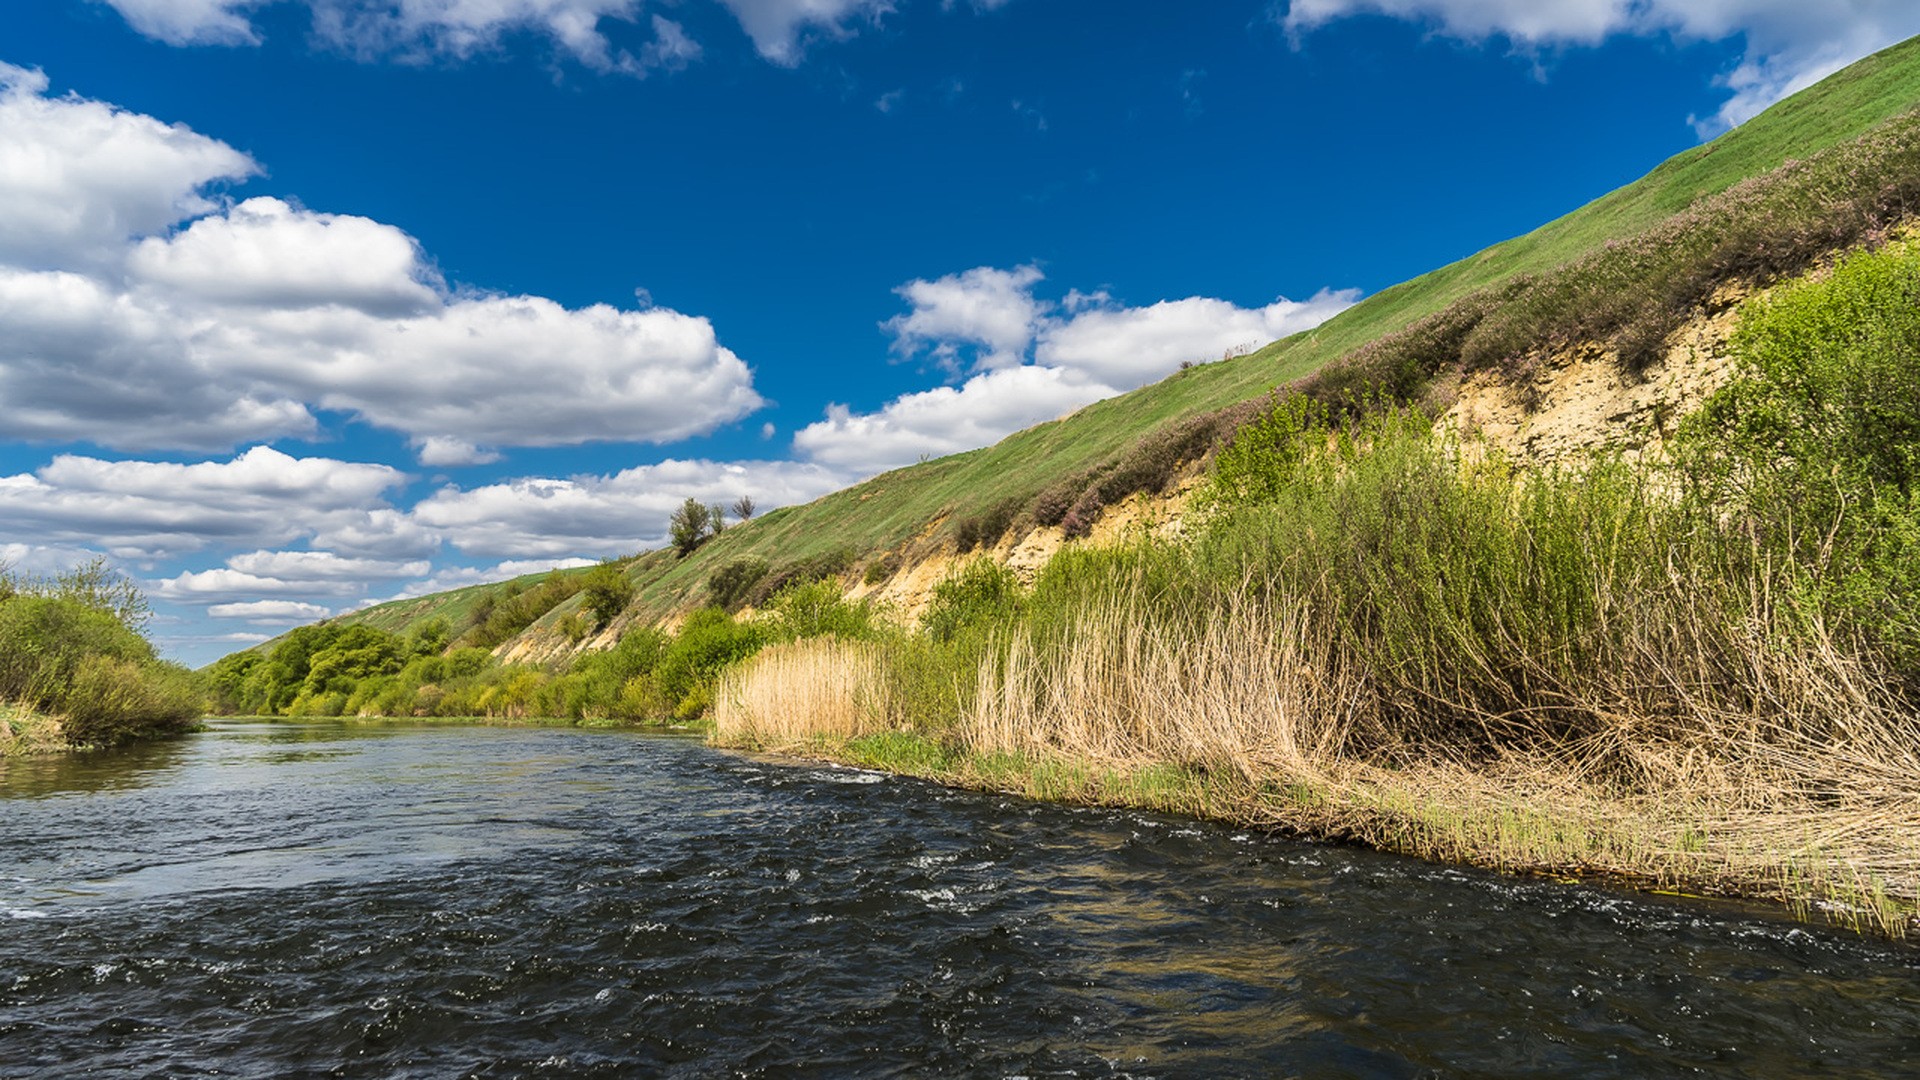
[[311, 34, 1920, 644]]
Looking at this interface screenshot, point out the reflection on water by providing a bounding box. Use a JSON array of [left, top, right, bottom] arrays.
[[2, 720, 1916, 1077]]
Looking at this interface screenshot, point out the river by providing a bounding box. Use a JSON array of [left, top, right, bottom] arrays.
[[2, 721, 1916, 1077]]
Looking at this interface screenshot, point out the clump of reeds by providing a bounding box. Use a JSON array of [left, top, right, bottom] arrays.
[[712, 637, 893, 749]]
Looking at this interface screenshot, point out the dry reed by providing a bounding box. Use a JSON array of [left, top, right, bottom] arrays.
[[712, 636, 893, 749]]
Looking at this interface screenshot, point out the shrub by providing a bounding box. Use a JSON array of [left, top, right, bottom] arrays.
[[709, 557, 771, 610], [580, 563, 636, 630], [52, 654, 201, 747], [953, 496, 1023, 553], [863, 553, 902, 586], [765, 580, 874, 642], [1675, 242, 1920, 674], [460, 572, 583, 649], [745, 548, 856, 609], [920, 560, 1024, 644], [652, 608, 766, 718]]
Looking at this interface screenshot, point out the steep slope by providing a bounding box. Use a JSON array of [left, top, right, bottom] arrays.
[[290, 33, 1920, 661]]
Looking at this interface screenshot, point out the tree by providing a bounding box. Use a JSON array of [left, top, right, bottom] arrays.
[[581, 563, 635, 629], [732, 495, 756, 521], [669, 497, 713, 556]]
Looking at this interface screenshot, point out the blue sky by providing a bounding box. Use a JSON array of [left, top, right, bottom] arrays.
[[4, 0, 1917, 664]]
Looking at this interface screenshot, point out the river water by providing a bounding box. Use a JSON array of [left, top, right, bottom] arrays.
[[2, 721, 1916, 1078]]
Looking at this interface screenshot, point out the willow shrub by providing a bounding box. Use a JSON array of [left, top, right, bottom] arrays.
[[0, 596, 200, 746], [1676, 242, 1920, 679], [1194, 399, 1732, 764]]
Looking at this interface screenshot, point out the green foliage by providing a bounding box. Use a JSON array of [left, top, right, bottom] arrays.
[[459, 572, 584, 649], [653, 608, 765, 718], [862, 552, 902, 586], [580, 563, 636, 630], [920, 560, 1025, 644], [669, 497, 715, 557], [708, 557, 771, 611], [1677, 242, 1920, 671], [1199, 392, 1341, 514], [745, 548, 855, 609], [764, 580, 875, 642], [0, 593, 200, 747], [60, 655, 202, 748]]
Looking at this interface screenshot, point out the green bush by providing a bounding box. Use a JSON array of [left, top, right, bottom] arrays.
[[709, 557, 771, 610], [745, 548, 855, 609], [920, 560, 1024, 644], [1676, 242, 1920, 673], [580, 563, 636, 629], [58, 654, 201, 747], [653, 608, 766, 718], [765, 580, 875, 642]]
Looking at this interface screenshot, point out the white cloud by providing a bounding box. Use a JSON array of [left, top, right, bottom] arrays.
[[414, 436, 503, 467], [410, 458, 849, 557], [129, 196, 441, 315], [0, 72, 765, 457], [1277, 0, 1920, 132], [795, 365, 1111, 473], [0, 542, 105, 577], [224, 550, 431, 581], [0, 447, 408, 558], [1035, 288, 1361, 386], [207, 599, 334, 622], [886, 264, 1047, 373], [715, 0, 890, 64], [798, 266, 1359, 473], [155, 566, 366, 601], [0, 62, 257, 267], [104, 1, 700, 75]]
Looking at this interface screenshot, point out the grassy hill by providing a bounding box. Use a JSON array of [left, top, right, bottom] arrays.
[[288, 33, 1920, 653]]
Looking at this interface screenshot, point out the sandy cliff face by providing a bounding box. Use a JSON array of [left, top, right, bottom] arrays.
[[1440, 289, 1747, 469]]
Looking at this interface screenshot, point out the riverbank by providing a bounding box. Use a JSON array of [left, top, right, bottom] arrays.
[[711, 725, 1920, 939], [0, 702, 66, 756]]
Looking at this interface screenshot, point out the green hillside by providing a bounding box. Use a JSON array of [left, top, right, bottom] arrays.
[[295, 33, 1920, 650]]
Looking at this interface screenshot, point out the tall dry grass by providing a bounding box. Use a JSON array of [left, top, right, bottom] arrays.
[[965, 587, 1359, 781], [712, 636, 893, 749], [956, 567, 1920, 933]]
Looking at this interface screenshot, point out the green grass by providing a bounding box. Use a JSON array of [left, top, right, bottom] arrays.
[[256, 34, 1920, 655]]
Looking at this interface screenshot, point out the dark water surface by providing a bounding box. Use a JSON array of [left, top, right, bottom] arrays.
[[3, 722, 1917, 1078]]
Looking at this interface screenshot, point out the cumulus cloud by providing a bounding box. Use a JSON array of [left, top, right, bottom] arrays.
[[1035, 288, 1361, 386], [797, 265, 1359, 473], [410, 458, 849, 557], [0, 446, 408, 559], [795, 365, 1111, 473], [1277, 0, 1920, 132], [129, 196, 442, 315], [0, 62, 257, 267], [887, 264, 1047, 373], [207, 599, 334, 623], [0, 72, 765, 458], [155, 566, 366, 601], [224, 549, 431, 581]]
